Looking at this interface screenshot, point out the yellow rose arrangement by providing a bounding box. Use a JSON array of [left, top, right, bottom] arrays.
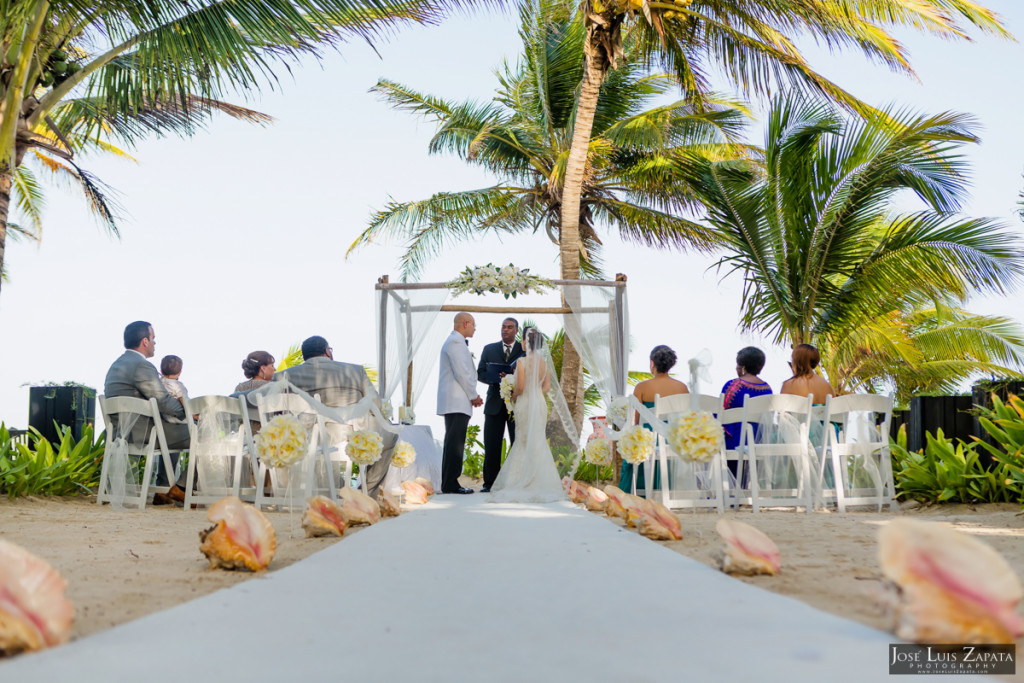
[[667, 411, 724, 463], [618, 425, 655, 465], [255, 414, 308, 468], [391, 440, 417, 469], [345, 430, 384, 466], [584, 439, 612, 466]]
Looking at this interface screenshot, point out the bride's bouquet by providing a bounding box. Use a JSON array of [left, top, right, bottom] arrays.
[[667, 411, 723, 463], [499, 374, 516, 417]]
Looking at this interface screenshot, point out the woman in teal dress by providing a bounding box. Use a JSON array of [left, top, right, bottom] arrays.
[[619, 345, 688, 496]]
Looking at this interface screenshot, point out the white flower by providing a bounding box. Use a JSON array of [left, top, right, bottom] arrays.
[[391, 441, 417, 468], [618, 425, 655, 465], [584, 439, 612, 466], [607, 397, 630, 429], [379, 399, 394, 421], [255, 415, 308, 468], [499, 374, 516, 415], [346, 430, 384, 466], [447, 263, 554, 298], [667, 410, 724, 463]]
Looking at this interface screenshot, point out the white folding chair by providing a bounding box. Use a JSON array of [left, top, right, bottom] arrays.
[[183, 395, 258, 508], [96, 395, 178, 510], [821, 394, 896, 512], [310, 393, 355, 499], [652, 393, 724, 513], [736, 394, 815, 513], [255, 391, 322, 510]]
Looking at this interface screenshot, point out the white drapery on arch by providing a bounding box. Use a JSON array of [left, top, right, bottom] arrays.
[[374, 275, 629, 438]]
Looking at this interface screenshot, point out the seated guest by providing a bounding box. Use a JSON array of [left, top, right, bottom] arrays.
[[159, 355, 190, 424], [235, 351, 276, 392], [620, 345, 688, 496], [104, 321, 188, 505], [274, 336, 396, 499], [781, 343, 835, 405], [720, 346, 773, 475]]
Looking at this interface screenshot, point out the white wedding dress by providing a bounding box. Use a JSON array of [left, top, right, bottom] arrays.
[[488, 350, 567, 504]]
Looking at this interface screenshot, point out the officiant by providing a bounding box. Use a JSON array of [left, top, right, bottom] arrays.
[[477, 318, 526, 493]]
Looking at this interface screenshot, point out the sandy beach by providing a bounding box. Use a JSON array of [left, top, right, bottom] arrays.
[[1, 493, 1022, 647]]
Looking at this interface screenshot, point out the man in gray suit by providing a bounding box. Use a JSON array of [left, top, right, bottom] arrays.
[[104, 320, 189, 504], [275, 335, 395, 499]]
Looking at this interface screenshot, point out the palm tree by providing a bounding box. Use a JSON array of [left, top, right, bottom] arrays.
[[0, 0, 438, 297], [700, 93, 1024, 392], [559, 1, 1010, 283], [347, 0, 752, 423]]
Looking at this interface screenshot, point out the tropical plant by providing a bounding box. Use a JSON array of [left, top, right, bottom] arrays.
[[698, 94, 1024, 393], [348, 0, 748, 423], [975, 393, 1024, 503], [0, 0, 438, 296], [821, 304, 1024, 401], [462, 423, 486, 478], [889, 425, 1015, 504], [0, 423, 105, 497]]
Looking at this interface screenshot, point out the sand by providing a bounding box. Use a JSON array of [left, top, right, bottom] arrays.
[[1, 493, 1022, 646]]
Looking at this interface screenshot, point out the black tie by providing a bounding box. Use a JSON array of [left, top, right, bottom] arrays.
[[504, 345, 511, 362], [465, 339, 469, 346]]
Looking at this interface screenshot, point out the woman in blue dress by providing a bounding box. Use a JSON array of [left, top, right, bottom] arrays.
[[721, 346, 773, 477], [619, 345, 688, 496]]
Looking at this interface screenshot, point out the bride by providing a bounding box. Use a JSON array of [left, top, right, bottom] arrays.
[[488, 326, 571, 504]]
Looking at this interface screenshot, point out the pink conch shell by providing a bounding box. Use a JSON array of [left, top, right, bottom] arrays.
[[620, 493, 651, 528], [0, 540, 74, 655], [716, 519, 780, 576], [413, 477, 434, 496], [198, 497, 276, 572], [602, 485, 630, 520], [878, 518, 1024, 644], [402, 480, 429, 506], [301, 496, 347, 537], [583, 485, 608, 513], [339, 487, 381, 525], [378, 489, 401, 518], [564, 478, 588, 504], [638, 499, 682, 541]]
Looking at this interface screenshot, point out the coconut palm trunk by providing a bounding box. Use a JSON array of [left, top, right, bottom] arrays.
[[0, 171, 11, 292], [559, 20, 618, 429]]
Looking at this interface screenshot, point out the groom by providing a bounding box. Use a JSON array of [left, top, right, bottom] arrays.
[[437, 312, 483, 494], [476, 318, 525, 493]]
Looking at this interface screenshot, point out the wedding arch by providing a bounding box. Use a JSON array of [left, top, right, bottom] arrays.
[[375, 272, 629, 428]]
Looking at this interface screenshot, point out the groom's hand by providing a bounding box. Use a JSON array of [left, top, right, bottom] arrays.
[[472, 396, 483, 407]]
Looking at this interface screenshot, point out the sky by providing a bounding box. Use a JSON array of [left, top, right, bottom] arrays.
[[1, 1, 1023, 441]]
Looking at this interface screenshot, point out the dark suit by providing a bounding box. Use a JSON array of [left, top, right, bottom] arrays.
[[275, 357, 396, 499], [476, 340, 525, 488], [104, 350, 190, 486]]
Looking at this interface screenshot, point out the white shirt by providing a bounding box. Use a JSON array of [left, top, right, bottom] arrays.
[[437, 330, 479, 416]]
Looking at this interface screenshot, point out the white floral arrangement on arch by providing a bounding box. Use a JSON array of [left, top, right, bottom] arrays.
[[617, 425, 656, 465], [584, 438, 612, 467], [667, 411, 724, 463], [255, 414, 308, 468], [499, 374, 516, 416], [346, 430, 384, 466], [448, 264, 554, 300], [391, 440, 417, 469]]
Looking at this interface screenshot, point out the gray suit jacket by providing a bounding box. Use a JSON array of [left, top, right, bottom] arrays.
[[104, 350, 186, 421], [274, 357, 378, 410]]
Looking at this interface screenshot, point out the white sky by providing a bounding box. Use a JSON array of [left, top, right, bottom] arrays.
[[1, 1, 1022, 439]]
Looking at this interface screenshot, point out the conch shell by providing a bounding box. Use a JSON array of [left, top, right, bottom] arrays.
[[339, 487, 380, 525], [715, 519, 780, 576], [563, 478, 588, 504], [198, 497, 276, 571], [878, 518, 1024, 644], [583, 484, 608, 513], [602, 485, 631, 520], [413, 477, 434, 496], [301, 496, 347, 537], [638, 499, 682, 541], [378, 489, 401, 518], [0, 540, 74, 656], [401, 480, 430, 506]]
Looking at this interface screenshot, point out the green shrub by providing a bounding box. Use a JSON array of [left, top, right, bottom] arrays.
[[890, 425, 1015, 504], [974, 393, 1024, 503], [462, 424, 486, 478], [0, 424, 105, 497]]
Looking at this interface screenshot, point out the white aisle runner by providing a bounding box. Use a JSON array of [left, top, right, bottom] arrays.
[[0, 497, 962, 682]]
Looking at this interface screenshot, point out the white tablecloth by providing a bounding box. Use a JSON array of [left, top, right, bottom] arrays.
[[382, 425, 442, 493]]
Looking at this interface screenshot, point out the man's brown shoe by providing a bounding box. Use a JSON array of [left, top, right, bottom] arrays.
[[167, 484, 186, 503], [152, 492, 175, 506]]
